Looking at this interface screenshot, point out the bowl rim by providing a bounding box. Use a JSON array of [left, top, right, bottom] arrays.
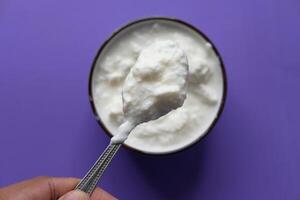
[[88, 16, 228, 156]]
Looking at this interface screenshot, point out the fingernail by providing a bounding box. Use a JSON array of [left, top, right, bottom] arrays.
[[59, 190, 89, 200]]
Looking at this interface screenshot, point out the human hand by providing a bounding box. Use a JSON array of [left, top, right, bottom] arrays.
[[0, 176, 117, 200]]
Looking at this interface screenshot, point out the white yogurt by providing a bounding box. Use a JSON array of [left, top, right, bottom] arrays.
[[92, 19, 225, 154], [111, 40, 188, 144]]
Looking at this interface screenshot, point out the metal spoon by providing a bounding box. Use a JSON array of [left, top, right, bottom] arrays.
[[74, 120, 135, 195], [75, 143, 122, 195], [75, 41, 188, 195]]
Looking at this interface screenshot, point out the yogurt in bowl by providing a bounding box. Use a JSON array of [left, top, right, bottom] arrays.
[[90, 17, 227, 155]]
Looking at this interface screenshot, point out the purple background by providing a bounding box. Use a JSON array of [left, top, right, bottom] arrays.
[[0, 0, 299, 199]]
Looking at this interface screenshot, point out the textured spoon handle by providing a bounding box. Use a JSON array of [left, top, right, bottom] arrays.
[[75, 143, 121, 195]]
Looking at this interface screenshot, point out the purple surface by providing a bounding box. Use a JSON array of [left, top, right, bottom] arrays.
[[0, 0, 299, 199]]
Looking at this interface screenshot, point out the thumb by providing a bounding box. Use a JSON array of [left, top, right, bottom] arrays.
[[58, 190, 90, 200]]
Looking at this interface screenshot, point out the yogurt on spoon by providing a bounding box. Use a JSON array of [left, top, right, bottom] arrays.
[[75, 41, 188, 194], [111, 40, 189, 144]]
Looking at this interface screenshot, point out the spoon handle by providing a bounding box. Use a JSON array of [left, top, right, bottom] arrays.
[[75, 143, 121, 195]]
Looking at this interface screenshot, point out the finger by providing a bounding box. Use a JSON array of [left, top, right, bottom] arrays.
[[46, 177, 80, 198], [0, 176, 58, 200], [0, 177, 118, 200], [91, 187, 118, 200], [0, 176, 79, 200], [58, 190, 89, 200]]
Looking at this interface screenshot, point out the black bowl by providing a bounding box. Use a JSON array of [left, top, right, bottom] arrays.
[[88, 17, 227, 156]]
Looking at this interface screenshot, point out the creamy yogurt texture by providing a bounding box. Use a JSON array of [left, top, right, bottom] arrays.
[[122, 40, 188, 125], [111, 40, 188, 144], [92, 20, 224, 154]]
